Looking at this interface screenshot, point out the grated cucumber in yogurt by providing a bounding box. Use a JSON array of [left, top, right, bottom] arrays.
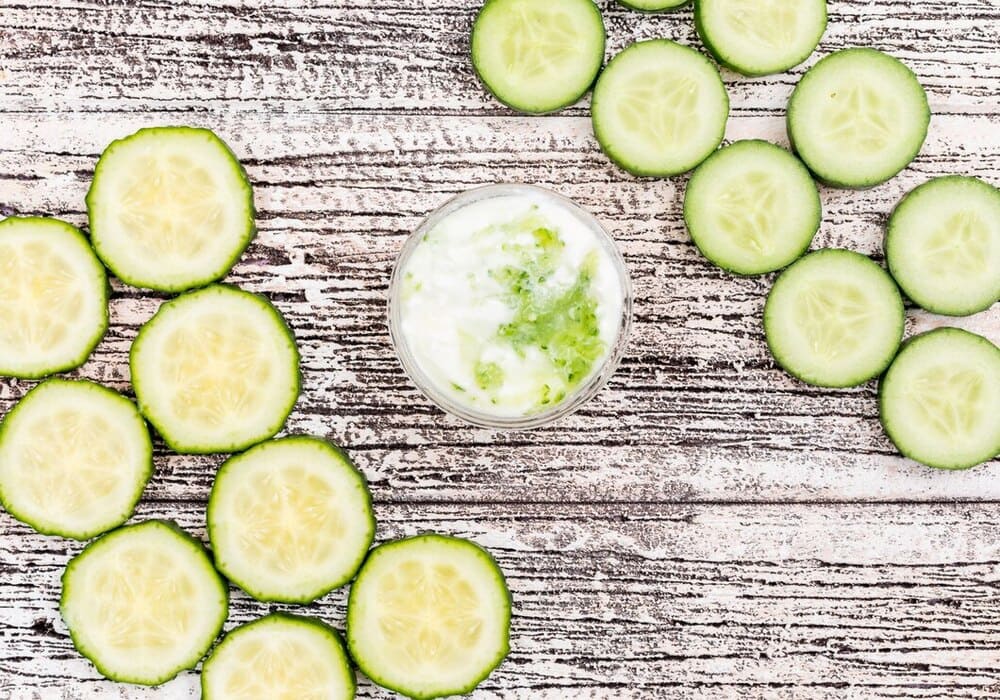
[[398, 193, 624, 417]]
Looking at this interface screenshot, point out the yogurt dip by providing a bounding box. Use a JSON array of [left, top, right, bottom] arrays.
[[389, 184, 630, 427]]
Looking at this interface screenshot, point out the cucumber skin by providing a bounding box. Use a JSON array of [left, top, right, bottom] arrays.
[[683, 139, 821, 275], [786, 48, 930, 189], [346, 533, 512, 700], [129, 283, 301, 455], [695, 0, 827, 77], [763, 249, 905, 388], [878, 328, 1000, 470], [885, 175, 1000, 316], [60, 519, 229, 686], [207, 435, 376, 604], [592, 40, 729, 177], [471, 0, 606, 115], [202, 612, 356, 700], [0, 379, 153, 540], [0, 217, 109, 379], [86, 126, 256, 293], [617, 0, 689, 13]]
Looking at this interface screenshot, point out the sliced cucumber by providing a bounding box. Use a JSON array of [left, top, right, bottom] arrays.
[[202, 613, 355, 700], [764, 249, 905, 387], [886, 176, 1000, 316], [347, 534, 511, 700], [60, 520, 228, 685], [471, 0, 605, 114], [684, 140, 820, 274], [0, 217, 108, 378], [695, 0, 827, 76], [0, 379, 151, 540], [591, 39, 729, 177], [787, 48, 929, 188], [129, 284, 300, 454], [207, 436, 375, 603], [87, 126, 255, 292], [880, 328, 1000, 470], [617, 0, 689, 11]]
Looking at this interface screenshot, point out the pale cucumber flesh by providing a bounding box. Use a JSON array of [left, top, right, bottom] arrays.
[[880, 328, 1000, 469]]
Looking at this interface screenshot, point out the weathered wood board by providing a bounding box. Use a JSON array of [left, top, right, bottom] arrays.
[[1, 0, 998, 697]]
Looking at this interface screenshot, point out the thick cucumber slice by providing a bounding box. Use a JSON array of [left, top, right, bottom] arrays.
[[886, 176, 1000, 316], [202, 613, 355, 700], [0, 379, 152, 540], [880, 328, 1000, 470], [347, 534, 511, 699], [787, 48, 929, 188], [130, 284, 300, 454], [696, 0, 827, 76], [207, 436, 375, 603], [87, 126, 255, 292], [684, 140, 820, 275], [764, 249, 905, 387], [592, 40, 729, 177], [617, 0, 689, 12], [471, 0, 605, 114], [60, 520, 228, 685], [0, 217, 108, 378]]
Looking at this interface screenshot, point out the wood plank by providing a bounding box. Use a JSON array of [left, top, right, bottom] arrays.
[[0, 111, 996, 502], [3, 502, 1000, 698], [1, 0, 997, 114]]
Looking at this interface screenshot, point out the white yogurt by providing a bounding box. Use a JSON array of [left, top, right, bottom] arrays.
[[396, 190, 626, 418]]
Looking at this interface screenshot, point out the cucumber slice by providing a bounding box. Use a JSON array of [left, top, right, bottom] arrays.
[[202, 613, 355, 700], [592, 40, 729, 177], [684, 140, 821, 275], [617, 0, 689, 12], [347, 534, 511, 699], [0, 217, 108, 378], [129, 284, 300, 454], [60, 520, 228, 685], [207, 436, 375, 603], [886, 176, 1000, 316], [471, 0, 605, 114], [764, 249, 905, 387], [880, 328, 1000, 470], [695, 0, 827, 76], [87, 126, 255, 292], [0, 379, 152, 540], [787, 48, 929, 188]]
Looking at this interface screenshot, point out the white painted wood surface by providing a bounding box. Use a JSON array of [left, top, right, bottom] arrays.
[[1, 0, 998, 698]]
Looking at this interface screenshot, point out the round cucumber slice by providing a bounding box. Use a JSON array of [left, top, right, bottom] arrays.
[[787, 48, 929, 188], [592, 39, 729, 177], [129, 284, 300, 454], [0, 379, 152, 540], [696, 0, 827, 76], [60, 520, 228, 686], [202, 613, 355, 700], [684, 140, 821, 275], [0, 217, 108, 379], [886, 176, 1000, 316], [471, 0, 606, 114], [347, 534, 511, 700], [617, 0, 689, 11], [764, 249, 905, 387], [880, 328, 1000, 470], [208, 436, 375, 604], [87, 126, 255, 292]]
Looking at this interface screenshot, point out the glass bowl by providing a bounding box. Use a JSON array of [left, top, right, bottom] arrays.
[[387, 183, 632, 429]]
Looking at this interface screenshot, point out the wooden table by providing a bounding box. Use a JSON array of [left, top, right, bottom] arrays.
[[1, 1, 998, 697]]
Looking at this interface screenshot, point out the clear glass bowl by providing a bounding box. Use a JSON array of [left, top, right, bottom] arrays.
[[387, 183, 633, 429]]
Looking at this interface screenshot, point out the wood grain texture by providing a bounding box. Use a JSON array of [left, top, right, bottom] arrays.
[[4, 503, 1000, 699], [1, 0, 999, 697]]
